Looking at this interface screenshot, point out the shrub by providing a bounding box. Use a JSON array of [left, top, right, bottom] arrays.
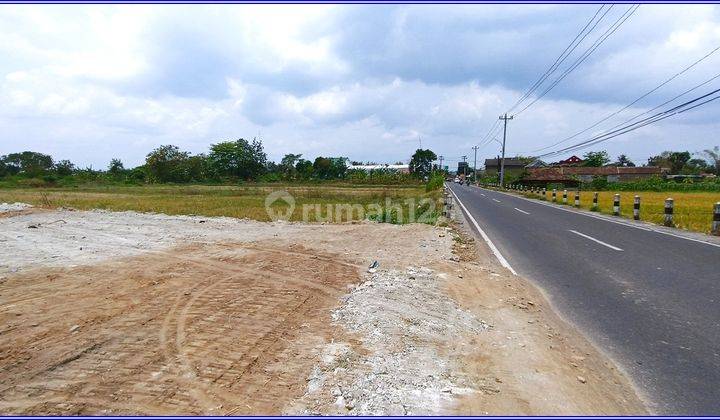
[[425, 173, 445, 192]]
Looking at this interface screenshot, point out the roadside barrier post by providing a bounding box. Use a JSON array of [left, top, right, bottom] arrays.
[[633, 195, 641, 220], [613, 194, 620, 216], [712, 202, 720, 235], [552, 189, 557, 202], [664, 198, 674, 227], [574, 191, 580, 207], [562, 189, 568, 204], [542, 188, 546, 200], [592, 192, 599, 211]]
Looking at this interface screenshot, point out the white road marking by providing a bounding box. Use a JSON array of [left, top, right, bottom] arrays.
[[480, 193, 486, 197], [514, 208, 530, 215], [492, 199, 501, 203], [448, 187, 517, 275], [569, 230, 623, 251], [481, 187, 720, 249]]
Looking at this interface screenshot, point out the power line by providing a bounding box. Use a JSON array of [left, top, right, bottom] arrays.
[[537, 86, 720, 158], [515, 4, 640, 117], [507, 4, 612, 114], [532, 44, 720, 153]]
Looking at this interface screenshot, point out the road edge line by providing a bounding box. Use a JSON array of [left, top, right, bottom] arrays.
[[448, 186, 518, 276]]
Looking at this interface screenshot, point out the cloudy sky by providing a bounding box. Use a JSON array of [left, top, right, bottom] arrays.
[[1, 4, 719, 169]]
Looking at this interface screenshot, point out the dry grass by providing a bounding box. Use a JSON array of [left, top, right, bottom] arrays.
[[0, 184, 441, 224], [526, 189, 720, 234]]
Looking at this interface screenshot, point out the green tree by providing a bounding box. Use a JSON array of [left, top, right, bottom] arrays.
[[208, 138, 267, 180], [54, 159, 76, 176], [682, 158, 710, 174], [311, 157, 347, 179], [2, 151, 54, 176], [613, 154, 635, 167], [648, 151, 692, 174], [186, 154, 211, 182], [145, 145, 191, 183], [295, 159, 313, 179], [312, 157, 332, 179], [582, 151, 610, 167], [409, 149, 437, 178], [108, 158, 125, 176], [280, 153, 302, 179]]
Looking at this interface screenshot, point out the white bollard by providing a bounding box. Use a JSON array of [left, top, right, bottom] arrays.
[[613, 194, 620, 216]]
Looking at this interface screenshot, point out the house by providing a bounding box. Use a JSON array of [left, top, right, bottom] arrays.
[[525, 159, 548, 168], [457, 161, 469, 175], [554, 155, 584, 166], [347, 162, 410, 174], [484, 158, 527, 176], [523, 166, 664, 186]]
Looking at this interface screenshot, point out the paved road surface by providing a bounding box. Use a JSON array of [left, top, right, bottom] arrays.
[[448, 183, 720, 415]]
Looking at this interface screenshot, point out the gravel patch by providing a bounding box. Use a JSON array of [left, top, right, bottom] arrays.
[[0, 202, 32, 212], [295, 266, 489, 415]]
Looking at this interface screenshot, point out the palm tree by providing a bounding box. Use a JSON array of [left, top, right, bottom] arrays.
[[704, 146, 720, 174]]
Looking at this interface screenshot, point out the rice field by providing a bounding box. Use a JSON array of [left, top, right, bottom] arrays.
[[0, 184, 442, 224], [522, 189, 720, 234]]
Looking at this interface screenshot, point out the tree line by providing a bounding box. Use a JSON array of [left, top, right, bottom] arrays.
[[579, 149, 720, 175], [0, 140, 440, 185]]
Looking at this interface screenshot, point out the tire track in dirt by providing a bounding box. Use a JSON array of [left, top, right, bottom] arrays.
[[0, 240, 359, 415]]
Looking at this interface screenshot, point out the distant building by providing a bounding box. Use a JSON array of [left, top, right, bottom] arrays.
[[554, 155, 584, 166], [525, 159, 548, 168], [457, 161, 469, 175], [523, 166, 664, 186], [347, 162, 410, 174], [484, 158, 527, 176]]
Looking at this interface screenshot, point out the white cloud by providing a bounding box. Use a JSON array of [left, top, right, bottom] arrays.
[[0, 4, 719, 169]]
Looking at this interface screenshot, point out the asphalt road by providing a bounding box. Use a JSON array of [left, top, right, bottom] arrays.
[[448, 183, 720, 415]]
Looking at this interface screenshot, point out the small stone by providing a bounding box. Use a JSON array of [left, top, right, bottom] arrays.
[[69, 325, 80, 333], [577, 376, 587, 384]]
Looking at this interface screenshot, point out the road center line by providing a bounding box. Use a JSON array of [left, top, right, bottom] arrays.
[[480, 193, 486, 197], [514, 208, 530, 215], [492, 198, 501, 203], [569, 230, 623, 251]]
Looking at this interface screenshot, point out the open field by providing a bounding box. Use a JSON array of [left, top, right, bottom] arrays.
[[0, 184, 440, 224], [0, 206, 645, 415], [521, 190, 720, 234]]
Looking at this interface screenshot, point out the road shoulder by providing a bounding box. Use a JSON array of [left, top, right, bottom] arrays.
[[444, 197, 648, 414]]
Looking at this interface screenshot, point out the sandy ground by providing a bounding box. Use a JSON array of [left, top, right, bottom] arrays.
[[0, 205, 646, 414]]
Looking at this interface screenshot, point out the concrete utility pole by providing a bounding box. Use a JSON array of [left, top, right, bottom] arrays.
[[439, 155, 444, 172], [472, 145, 479, 184], [498, 113, 514, 187]]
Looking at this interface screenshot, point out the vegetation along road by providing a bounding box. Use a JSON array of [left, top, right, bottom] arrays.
[[448, 182, 720, 415]]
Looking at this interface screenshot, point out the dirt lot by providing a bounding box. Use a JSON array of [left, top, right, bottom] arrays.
[[0, 205, 647, 414]]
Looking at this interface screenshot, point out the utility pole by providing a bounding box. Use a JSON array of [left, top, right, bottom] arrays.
[[461, 155, 467, 179], [472, 145, 479, 184], [438, 155, 444, 172], [498, 113, 514, 187]]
